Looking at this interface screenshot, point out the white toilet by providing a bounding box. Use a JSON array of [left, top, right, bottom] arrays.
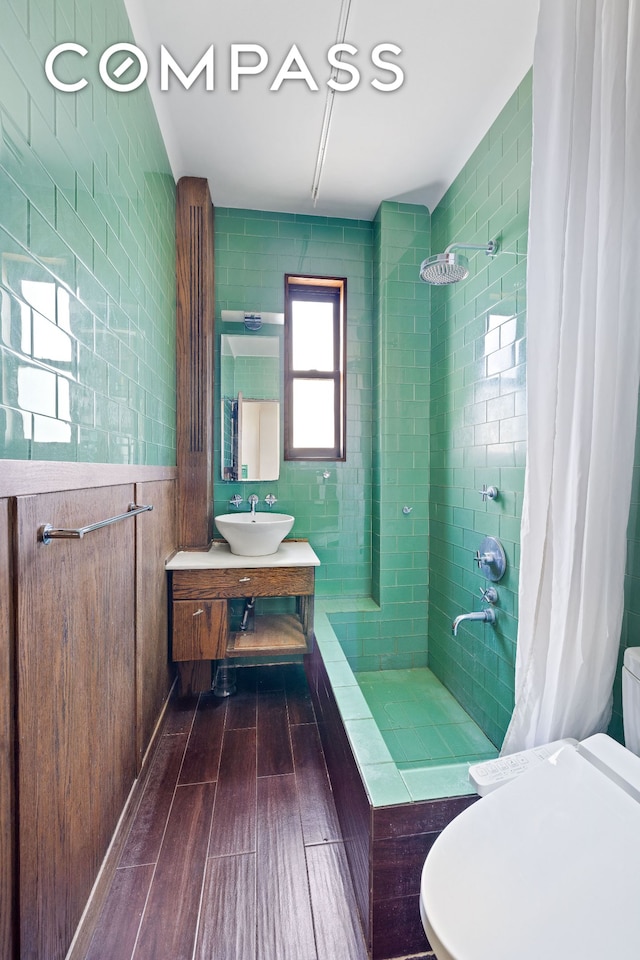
[[420, 647, 640, 960]]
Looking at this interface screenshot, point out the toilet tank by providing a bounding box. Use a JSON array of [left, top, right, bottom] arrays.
[[623, 647, 640, 756]]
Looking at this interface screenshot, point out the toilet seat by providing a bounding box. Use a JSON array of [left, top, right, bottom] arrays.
[[420, 735, 640, 960]]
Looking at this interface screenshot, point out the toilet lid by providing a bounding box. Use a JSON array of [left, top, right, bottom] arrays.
[[421, 736, 640, 960]]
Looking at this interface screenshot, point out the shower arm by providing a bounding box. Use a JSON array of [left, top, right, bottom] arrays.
[[444, 240, 498, 256]]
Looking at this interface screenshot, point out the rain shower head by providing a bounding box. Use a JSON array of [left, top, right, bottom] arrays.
[[419, 239, 498, 285]]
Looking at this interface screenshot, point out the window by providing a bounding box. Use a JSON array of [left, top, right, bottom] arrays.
[[284, 274, 346, 461]]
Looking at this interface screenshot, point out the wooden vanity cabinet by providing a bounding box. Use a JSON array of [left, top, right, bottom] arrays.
[[171, 599, 227, 661], [168, 547, 318, 695], [171, 565, 314, 601]]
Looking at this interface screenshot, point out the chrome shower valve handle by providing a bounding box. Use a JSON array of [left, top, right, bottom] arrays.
[[479, 586, 498, 604], [473, 536, 507, 582], [474, 550, 495, 567]]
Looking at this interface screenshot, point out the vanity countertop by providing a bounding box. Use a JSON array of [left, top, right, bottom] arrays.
[[165, 539, 320, 570]]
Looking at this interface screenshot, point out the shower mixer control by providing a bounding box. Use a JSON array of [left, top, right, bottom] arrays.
[[473, 536, 507, 582], [479, 484, 499, 501], [479, 586, 498, 604]]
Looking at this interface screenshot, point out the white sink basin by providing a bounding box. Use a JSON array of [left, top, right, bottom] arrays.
[[215, 512, 295, 557]]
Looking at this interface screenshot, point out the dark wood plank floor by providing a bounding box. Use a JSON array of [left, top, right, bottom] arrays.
[[80, 663, 372, 960]]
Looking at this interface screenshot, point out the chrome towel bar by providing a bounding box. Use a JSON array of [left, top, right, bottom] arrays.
[[38, 503, 153, 545]]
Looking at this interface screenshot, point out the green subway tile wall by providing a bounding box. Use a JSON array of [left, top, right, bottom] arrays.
[[427, 75, 532, 746], [371, 201, 430, 669], [0, 0, 176, 464], [214, 208, 375, 599], [214, 204, 431, 671]]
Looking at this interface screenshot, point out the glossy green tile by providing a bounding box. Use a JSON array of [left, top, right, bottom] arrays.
[[427, 76, 531, 744], [334, 684, 374, 721], [0, 0, 176, 465], [345, 718, 393, 765], [400, 762, 476, 801], [360, 762, 412, 806]]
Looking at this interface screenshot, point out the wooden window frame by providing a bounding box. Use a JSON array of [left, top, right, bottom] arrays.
[[284, 274, 346, 461]]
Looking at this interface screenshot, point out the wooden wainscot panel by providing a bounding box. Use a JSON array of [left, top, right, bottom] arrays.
[[0, 498, 15, 960], [134, 479, 177, 770], [15, 487, 138, 960]]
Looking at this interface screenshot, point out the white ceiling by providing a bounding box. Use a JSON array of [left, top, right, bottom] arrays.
[[123, 0, 539, 221]]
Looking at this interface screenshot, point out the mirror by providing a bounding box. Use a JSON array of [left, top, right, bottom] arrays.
[[220, 334, 280, 481]]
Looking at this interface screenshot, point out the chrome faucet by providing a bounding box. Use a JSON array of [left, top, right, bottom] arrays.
[[248, 494, 259, 516], [229, 494, 243, 509], [452, 607, 496, 636], [264, 494, 277, 508]]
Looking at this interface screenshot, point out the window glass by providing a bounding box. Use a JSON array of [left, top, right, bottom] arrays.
[[292, 379, 335, 448], [291, 301, 334, 371], [284, 274, 346, 461]]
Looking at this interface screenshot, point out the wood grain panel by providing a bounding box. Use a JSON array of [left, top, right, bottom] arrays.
[[172, 599, 227, 660], [227, 613, 308, 656], [195, 854, 256, 960], [172, 565, 314, 599], [119, 733, 188, 869], [305, 647, 371, 949], [175, 176, 215, 549], [16, 487, 137, 960], [306, 842, 369, 960], [225, 665, 257, 730], [176, 660, 212, 697], [257, 690, 293, 777], [178, 692, 226, 785], [372, 794, 478, 839], [161, 694, 199, 735], [0, 460, 176, 499], [256, 774, 316, 960], [372, 894, 430, 960], [208, 727, 257, 857], [133, 782, 215, 960], [0, 499, 15, 960], [285, 661, 316, 724], [134, 479, 176, 770], [372, 833, 438, 901], [291, 723, 341, 845], [84, 864, 154, 960]]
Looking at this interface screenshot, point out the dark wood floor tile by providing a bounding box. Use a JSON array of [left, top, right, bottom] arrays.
[[291, 723, 342, 845], [161, 692, 199, 735], [195, 853, 256, 960], [179, 691, 227, 784], [306, 842, 369, 960], [256, 663, 287, 691], [208, 727, 257, 857], [84, 864, 154, 960], [257, 689, 293, 776], [225, 665, 257, 730], [285, 662, 316, 724], [119, 733, 187, 868], [132, 782, 215, 960], [256, 774, 317, 960]]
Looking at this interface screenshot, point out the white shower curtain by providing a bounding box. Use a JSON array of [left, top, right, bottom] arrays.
[[502, 0, 640, 753]]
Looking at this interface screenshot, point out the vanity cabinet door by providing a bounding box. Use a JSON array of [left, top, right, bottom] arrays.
[[172, 600, 228, 661]]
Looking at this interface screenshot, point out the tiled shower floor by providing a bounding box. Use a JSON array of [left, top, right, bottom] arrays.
[[356, 668, 498, 771]]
